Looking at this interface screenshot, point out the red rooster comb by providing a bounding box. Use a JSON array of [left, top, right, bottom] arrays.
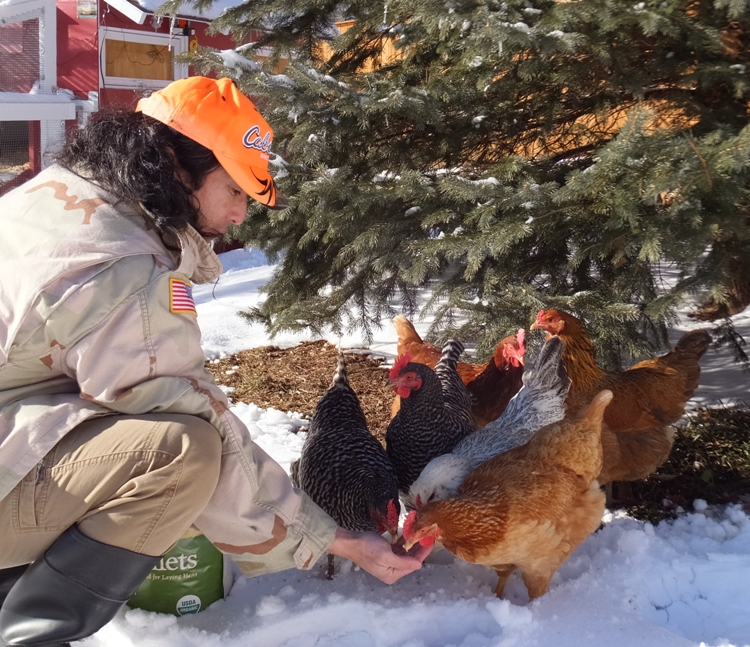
[[389, 353, 412, 380], [402, 510, 418, 540], [535, 309, 546, 324], [516, 328, 526, 353]]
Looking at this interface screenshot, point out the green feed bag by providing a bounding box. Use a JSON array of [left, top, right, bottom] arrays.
[[127, 530, 233, 616]]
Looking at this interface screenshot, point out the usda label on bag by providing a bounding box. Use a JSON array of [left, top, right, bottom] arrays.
[[127, 533, 232, 616], [176, 594, 202, 615]]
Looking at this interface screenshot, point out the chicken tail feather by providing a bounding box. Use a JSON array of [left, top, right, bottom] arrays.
[[331, 351, 349, 389], [483, 336, 571, 438], [579, 389, 614, 425], [673, 328, 712, 357], [393, 315, 424, 345], [669, 329, 712, 393], [526, 336, 570, 397], [437, 340, 465, 371]]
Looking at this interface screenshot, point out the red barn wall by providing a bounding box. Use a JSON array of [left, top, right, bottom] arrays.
[[56, 0, 98, 99]]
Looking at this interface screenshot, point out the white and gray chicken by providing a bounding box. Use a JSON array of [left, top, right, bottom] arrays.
[[407, 335, 570, 508]]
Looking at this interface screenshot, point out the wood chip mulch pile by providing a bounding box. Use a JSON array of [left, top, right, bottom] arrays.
[[205, 339, 394, 443]]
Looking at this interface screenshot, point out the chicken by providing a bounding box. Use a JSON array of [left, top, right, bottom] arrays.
[[408, 335, 570, 507], [385, 340, 476, 504], [391, 315, 526, 426], [464, 329, 527, 427], [402, 390, 613, 601], [530, 308, 711, 483], [291, 352, 400, 569]]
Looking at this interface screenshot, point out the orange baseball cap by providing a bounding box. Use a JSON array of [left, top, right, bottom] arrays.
[[136, 76, 284, 208]]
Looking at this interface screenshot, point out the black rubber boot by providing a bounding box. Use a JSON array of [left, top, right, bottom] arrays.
[[0, 566, 28, 610], [0, 564, 67, 647], [0, 526, 159, 647]]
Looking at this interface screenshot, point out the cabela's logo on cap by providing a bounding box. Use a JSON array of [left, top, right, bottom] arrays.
[[242, 125, 272, 156]]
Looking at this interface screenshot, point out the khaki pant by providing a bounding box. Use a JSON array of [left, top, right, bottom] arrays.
[[0, 413, 222, 567]]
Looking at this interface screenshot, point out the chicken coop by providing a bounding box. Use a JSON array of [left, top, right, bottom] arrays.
[[0, 0, 95, 196]]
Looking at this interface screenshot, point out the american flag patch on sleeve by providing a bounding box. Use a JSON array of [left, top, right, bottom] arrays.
[[169, 278, 197, 315]]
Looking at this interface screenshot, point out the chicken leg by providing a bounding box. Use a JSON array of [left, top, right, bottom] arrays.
[[493, 564, 516, 598]]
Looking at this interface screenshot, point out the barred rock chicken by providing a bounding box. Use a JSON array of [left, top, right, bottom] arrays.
[[385, 340, 476, 505], [391, 316, 525, 426], [408, 336, 570, 507], [531, 308, 711, 483], [402, 390, 613, 601], [291, 353, 400, 576]]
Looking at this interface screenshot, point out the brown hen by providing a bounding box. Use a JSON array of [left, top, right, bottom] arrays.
[[530, 308, 711, 483], [391, 315, 525, 426], [402, 390, 612, 601]]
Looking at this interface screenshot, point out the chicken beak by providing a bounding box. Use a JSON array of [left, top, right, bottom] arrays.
[[517, 355, 525, 366], [529, 321, 541, 331], [402, 536, 419, 551]]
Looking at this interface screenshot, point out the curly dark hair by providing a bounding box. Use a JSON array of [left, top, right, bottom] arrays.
[[56, 107, 221, 239]]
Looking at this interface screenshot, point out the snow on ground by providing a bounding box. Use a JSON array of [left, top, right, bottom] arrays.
[[84, 247, 750, 647]]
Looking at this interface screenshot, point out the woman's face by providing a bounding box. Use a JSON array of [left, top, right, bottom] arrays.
[[191, 166, 249, 240]]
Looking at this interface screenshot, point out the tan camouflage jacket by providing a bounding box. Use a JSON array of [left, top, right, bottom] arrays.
[[0, 165, 337, 574]]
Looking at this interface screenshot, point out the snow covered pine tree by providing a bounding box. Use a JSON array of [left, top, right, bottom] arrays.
[[176, 0, 748, 367]]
